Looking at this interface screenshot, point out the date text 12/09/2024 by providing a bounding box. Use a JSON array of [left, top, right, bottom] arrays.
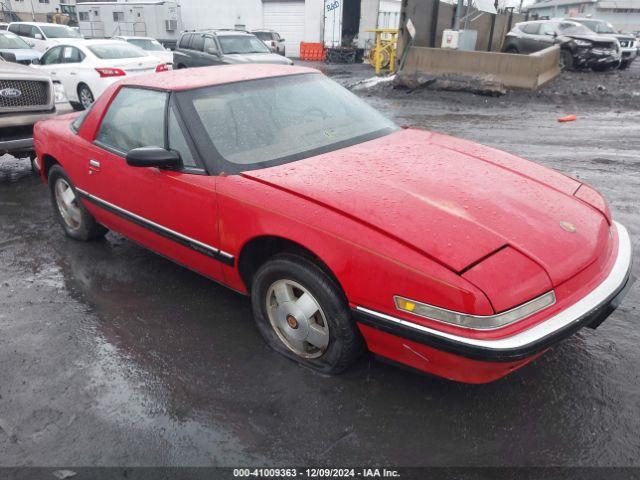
[[233, 469, 400, 478]]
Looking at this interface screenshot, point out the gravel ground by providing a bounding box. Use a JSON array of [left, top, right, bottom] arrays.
[[0, 62, 638, 469]]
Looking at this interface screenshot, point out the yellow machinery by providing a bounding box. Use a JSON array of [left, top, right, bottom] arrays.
[[366, 28, 399, 75]]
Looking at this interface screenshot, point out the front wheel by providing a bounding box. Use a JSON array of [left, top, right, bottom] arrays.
[[49, 165, 107, 241], [619, 60, 631, 70], [251, 253, 364, 374], [560, 50, 574, 70]]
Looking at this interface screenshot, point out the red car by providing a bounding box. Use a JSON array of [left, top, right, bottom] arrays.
[[33, 65, 633, 384]]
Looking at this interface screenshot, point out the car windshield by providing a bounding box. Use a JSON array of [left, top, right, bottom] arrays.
[[128, 38, 165, 51], [557, 22, 595, 36], [40, 25, 81, 38], [218, 35, 270, 54], [177, 73, 398, 173], [0, 32, 30, 49], [578, 20, 617, 34], [253, 31, 273, 41], [89, 43, 147, 59]]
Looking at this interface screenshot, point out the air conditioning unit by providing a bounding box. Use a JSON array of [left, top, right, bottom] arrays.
[[165, 19, 177, 31]]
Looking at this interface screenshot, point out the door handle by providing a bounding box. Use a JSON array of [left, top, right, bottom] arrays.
[[88, 159, 101, 174]]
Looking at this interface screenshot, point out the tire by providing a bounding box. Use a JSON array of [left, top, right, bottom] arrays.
[[251, 253, 364, 374], [560, 49, 574, 71], [77, 84, 94, 110], [619, 60, 630, 70], [49, 165, 107, 241], [504, 46, 519, 54], [176, 64, 187, 69]]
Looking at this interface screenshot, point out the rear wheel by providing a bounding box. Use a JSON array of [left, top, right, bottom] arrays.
[[251, 253, 364, 374], [49, 165, 107, 241], [77, 84, 94, 110]]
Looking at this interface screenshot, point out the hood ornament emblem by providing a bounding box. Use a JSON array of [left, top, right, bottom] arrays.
[[560, 221, 577, 233]]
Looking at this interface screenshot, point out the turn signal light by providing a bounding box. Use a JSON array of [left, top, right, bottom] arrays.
[[95, 67, 126, 78], [155, 63, 170, 72]]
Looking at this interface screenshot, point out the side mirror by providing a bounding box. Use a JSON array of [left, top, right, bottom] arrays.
[[34, 33, 43, 40], [280, 38, 285, 42], [126, 147, 180, 168], [31, 57, 40, 65], [27, 40, 35, 47]]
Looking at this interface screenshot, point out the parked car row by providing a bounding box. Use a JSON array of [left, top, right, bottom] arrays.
[[503, 18, 636, 71]]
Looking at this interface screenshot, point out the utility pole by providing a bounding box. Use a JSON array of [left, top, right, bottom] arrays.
[[453, 0, 464, 30]]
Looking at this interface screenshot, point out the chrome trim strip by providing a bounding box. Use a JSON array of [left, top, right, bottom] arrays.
[[75, 188, 235, 263], [356, 222, 632, 351]]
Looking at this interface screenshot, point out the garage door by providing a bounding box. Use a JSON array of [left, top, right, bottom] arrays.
[[263, 1, 305, 58]]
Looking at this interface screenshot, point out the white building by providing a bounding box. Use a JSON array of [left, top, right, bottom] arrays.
[[178, 0, 402, 57]]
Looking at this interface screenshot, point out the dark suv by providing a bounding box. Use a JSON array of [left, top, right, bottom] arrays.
[[503, 20, 621, 71], [568, 18, 636, 69], [173, 30, 293, 69]]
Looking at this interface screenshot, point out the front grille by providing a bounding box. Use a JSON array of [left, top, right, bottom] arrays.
[[0, 79, 50, 109]]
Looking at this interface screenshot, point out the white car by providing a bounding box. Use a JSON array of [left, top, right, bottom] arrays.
[[32, 39, 170, 110], [113, 36, 174, 66], [7, 22, 82, 52]]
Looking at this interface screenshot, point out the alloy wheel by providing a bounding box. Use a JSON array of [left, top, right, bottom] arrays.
[[79, 86, 94, 109]]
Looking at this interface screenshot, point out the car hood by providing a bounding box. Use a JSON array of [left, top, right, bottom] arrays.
[[563, 33, 618, 44], [223, 52, 291, 65], [243, 128, 610, 287], [0, 48, 40, 61]]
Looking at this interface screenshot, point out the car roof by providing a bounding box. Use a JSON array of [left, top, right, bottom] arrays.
[[115, 36, 156, 40], [182, 29, 253, 37], [120, 64, 318, 91], [9, 22, 71, 26]]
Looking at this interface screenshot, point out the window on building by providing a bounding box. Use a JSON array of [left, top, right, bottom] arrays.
[[79, 12, 89, 21], [113, 12, 124, 21]]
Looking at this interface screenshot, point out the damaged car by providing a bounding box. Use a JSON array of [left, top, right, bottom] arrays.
[[568, 18, 637, 69], [503, 20, 621, 71], [33, 65, 633, 384]]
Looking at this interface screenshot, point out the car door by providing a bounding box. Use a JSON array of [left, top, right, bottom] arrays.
[[35, 45, 65, 84], [538, 23, 558, 49], [275, 33, 285, 55], [202, 36, 223, 65], [520, 23, 542, 53], [81, 86, 225, 281], [49, 45, 85, 103]]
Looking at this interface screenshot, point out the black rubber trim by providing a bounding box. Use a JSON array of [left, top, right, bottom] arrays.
[[77, 190, 235, 267], [353, 273, 634, 363]]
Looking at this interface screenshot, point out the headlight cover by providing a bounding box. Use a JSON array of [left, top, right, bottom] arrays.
[[53, 82, 68, 104], [394, 291, 556, 330], [573, 39, 592, 47]]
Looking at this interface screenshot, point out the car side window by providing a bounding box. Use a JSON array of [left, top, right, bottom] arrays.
[[179, 33, 192, 49], [203, 36, 218, 55], [522, 24, 540, 35], [8, 24, 19, 35], [191, 34, 205, 52], [96, 88, 168, 154], [41, 46, 63, 65], [540, 24, 556, 36], [61, 46, 84, 63], [31, 26, 42, 39], [168, 107, 197, 168]]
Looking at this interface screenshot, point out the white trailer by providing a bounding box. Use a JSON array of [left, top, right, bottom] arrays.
[[77, 0, 182, 46]]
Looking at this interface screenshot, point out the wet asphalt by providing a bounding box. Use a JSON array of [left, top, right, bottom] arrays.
[[0, 64, 639, 468]]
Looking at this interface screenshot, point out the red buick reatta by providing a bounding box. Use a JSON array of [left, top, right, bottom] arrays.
[[34, 65, 633, 383]]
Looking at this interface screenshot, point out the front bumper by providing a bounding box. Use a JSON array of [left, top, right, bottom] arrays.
[[354, 222, 633, 366], [621, 48, 637, 61], [1, 102, 73, 156]]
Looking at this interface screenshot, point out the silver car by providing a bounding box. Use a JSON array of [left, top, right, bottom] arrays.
[[252, 29, 286, 56]]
